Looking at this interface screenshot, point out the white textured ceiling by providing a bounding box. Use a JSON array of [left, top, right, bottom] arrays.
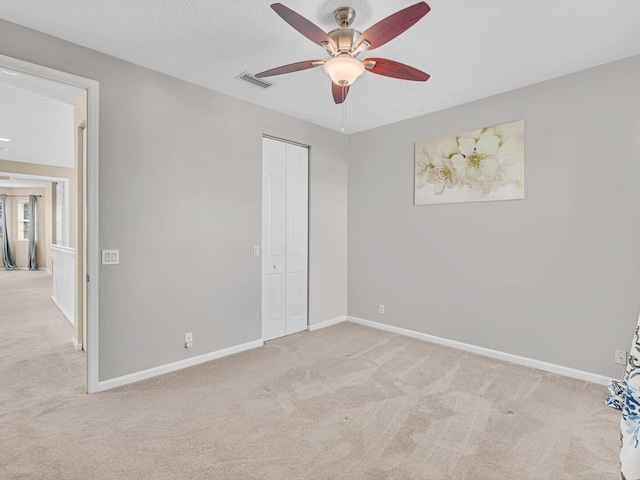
[[1, 0, 640, 134], [0, 68, 80, 167]]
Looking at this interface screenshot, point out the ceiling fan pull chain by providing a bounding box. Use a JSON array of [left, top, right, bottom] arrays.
[[341, 91, 346, 132], [344, 88, 348, 120]]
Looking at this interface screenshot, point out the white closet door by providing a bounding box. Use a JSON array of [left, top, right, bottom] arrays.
[[262, 138, 287, 341], [261, 138, 308, 341], [285, 143, 308, 335]]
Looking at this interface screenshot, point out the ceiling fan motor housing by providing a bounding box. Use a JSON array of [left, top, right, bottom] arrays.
[[328, 28, 361, 54]]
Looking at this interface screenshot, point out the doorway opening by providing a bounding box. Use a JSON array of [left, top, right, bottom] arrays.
[[0, 54, 99, 393]]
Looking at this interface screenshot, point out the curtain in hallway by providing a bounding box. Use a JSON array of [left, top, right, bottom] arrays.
[[0, 194, 17, 270], [28, 195, 37, 270]]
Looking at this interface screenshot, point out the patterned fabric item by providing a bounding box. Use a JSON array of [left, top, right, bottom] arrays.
[[607, 379, 627, 411], [607, 318, 637, 410], [620, 320, 640, 479]]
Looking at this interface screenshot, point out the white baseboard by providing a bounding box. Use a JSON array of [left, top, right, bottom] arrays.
[[71, 337, 82, 351], [51, 295, 74, 326], [347, 316, 612, 386], [308, 315, 347, 331], [93, 339, 264, 393]]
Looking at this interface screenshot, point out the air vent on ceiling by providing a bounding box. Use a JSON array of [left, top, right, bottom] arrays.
[[236, 72, 273, 90]]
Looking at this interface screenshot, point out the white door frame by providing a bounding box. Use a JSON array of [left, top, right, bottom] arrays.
[[0, 54, 100, 394]]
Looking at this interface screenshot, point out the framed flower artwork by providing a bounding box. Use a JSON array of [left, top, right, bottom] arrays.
[[414, 120, 524, 205]]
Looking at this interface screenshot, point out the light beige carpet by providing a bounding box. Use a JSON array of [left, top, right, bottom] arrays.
[[0, 270, 621, 479]]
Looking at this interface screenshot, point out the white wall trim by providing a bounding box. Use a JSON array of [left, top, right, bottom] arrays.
[[71, 336, 82, 351], [51, 295, 74, 325], [50, 244, 76, 325], [0, 54, 101, 395], [50, 244, 75, 255], [93, 339, 264, 393], [307, 315, 347, 331], [347, 316, 612, 386]]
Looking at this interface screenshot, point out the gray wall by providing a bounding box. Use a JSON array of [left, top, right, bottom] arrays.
[[348, 54, 640, 379], [4, 17, 638, 382], [0, 20, 348, 381]]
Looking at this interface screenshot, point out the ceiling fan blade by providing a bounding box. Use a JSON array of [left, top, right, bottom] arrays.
[[271, 3, 335, 48], [365, 58, 430, 81], [256, 60, 324, 78], [332, 82, 350, 104], [356, 2, 430, 51]]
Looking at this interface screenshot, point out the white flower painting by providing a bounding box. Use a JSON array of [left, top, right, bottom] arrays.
[[415, 120, 524, 205]]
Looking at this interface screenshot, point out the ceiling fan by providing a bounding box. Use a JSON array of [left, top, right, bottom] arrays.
[[256, 2, 431, 104]]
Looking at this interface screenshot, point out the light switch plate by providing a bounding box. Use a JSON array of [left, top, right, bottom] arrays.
[[253, 245, 260, 256], [102, 249, 119, 265]]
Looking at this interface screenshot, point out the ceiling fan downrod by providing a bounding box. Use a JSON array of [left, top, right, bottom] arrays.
[[327, 7, 362, 55], [333, 7, 356, 28]]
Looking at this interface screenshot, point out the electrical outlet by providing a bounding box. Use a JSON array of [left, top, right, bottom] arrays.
[[615, 349, 627, 365], [184, 332, 193, 349], [379, 304, 384, 314]]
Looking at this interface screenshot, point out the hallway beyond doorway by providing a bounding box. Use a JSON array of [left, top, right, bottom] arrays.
[[0, 270, 84, 387]]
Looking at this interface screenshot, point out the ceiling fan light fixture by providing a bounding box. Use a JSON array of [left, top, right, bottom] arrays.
[[323, 55, 364, 86]]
